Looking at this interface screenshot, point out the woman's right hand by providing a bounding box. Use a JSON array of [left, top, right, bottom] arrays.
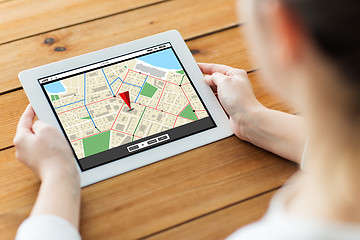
[[13, 104, 79, 183], [14, 105, 81, 229], [198, 63, 265, 141]]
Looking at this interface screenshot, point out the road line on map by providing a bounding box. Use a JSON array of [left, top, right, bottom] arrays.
[[178, 103, 189, 116], [172, 116, 179, 128], [58, 96, 113, 114], [54, 99, 84, 109], [111, 129, 141, 139], [58, 105, 85, 115], [87, 96, 114, 106], [179, 75, 185, 86], [101, 68, 115, 96], [132, 107, 147, 141], [83, 72, 98, 128], [133, 102, 195, 122], [110, 77, 119, 86], [71, 129, 110, 143], [180, 86, 199, 119], [117, 73, 142, 88], [156, 82, 167, 109], [115, 69, 130, 95], [176, 116, 195, 122], [84, 73, 87, 104], [134, 76, 148, 103], [115, 82, 125, 97], [129, 69, 178, 86], [124, 82, 142, 88], [85, 105, 96, 128], [110, 103, 125, 129]]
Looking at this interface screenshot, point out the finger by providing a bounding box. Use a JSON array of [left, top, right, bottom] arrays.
[[204, 72, 230, 87], [211, 72, 230, 86], [204, 75, 216, 87], [14, 105, 35, 145], [198, 63, 247, 78], [204, 75, 220, 93], [198, 63, 234, 76], [32, 120, 52, 134], [16, 104, 35, 134]]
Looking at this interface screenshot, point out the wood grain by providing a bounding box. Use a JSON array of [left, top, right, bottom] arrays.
[[187, 27, 255, 71], [0, 136, 296, 240], [0, 0, 165, 44], [146, 191, 275, 240], [0, 0, 239, 94]]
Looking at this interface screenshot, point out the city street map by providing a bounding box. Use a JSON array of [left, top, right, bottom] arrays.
[[43, 48, 209, 159]]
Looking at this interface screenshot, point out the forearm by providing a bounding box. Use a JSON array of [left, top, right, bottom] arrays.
[[236, 106, 306, 164], [31, 170, 81, 229]]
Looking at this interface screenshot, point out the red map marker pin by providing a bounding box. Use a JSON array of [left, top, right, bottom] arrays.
[[119, 91, 131, 109]]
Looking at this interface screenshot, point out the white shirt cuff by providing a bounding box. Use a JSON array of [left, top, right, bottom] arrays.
[[16, 215, 81, 240]]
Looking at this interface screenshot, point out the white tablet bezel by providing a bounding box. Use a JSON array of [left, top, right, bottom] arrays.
[[19, 30, 233, 187]]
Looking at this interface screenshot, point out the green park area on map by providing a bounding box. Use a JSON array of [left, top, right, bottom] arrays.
[[83, 131, 111, 157], [51, 95, 60, 101], [140, 82, 158, 98], [179, 104, 198, 121]]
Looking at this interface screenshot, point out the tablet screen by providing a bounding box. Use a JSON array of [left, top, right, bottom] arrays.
[[38, 43, 216, 171]]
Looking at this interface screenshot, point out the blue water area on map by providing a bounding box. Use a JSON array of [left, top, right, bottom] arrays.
[[138, 48, 182, 70], [44, 81, 66, 94]]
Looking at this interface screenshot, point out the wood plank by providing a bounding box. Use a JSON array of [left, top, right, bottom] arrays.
[[0, 137, 297, 240], [0, 147, 39, 240], [0, 0, 240, 94], [0, 70, 293, 150], [146, 191, 275, 240], [0, 0, 165, 44], [188, 27, 254, 71], [0, 89, 28, 149]]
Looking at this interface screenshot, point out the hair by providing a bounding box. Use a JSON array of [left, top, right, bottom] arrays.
[[280, 0, 360, 118]]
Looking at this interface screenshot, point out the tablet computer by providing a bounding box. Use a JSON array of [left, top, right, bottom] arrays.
[[19, 30, 232, 187]]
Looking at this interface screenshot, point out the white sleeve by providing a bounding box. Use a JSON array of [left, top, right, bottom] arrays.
[[15, 215, 81, 240]]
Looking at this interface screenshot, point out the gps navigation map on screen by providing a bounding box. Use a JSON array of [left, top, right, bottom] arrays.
[[39, 44, 214, 169]]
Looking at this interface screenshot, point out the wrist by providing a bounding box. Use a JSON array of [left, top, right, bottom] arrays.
[[41, 162, 80, 188], [41, 171, 81, 202], [33, 162, 81, 229], [231, 103, 268, 142]]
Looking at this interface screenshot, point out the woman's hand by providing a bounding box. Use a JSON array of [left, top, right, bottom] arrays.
[[199, 63, 306, 164], [198, 63, 264, 141], [13, 104, 79, 182], [14, 105, 81, 228]]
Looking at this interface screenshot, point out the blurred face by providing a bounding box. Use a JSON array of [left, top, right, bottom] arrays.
[[238, 1, 279, 88], [237, 0, 306, 108], [238, 0, 360, 144]]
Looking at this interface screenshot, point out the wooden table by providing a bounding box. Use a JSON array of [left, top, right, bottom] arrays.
[[0, 0, 298, 239]]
